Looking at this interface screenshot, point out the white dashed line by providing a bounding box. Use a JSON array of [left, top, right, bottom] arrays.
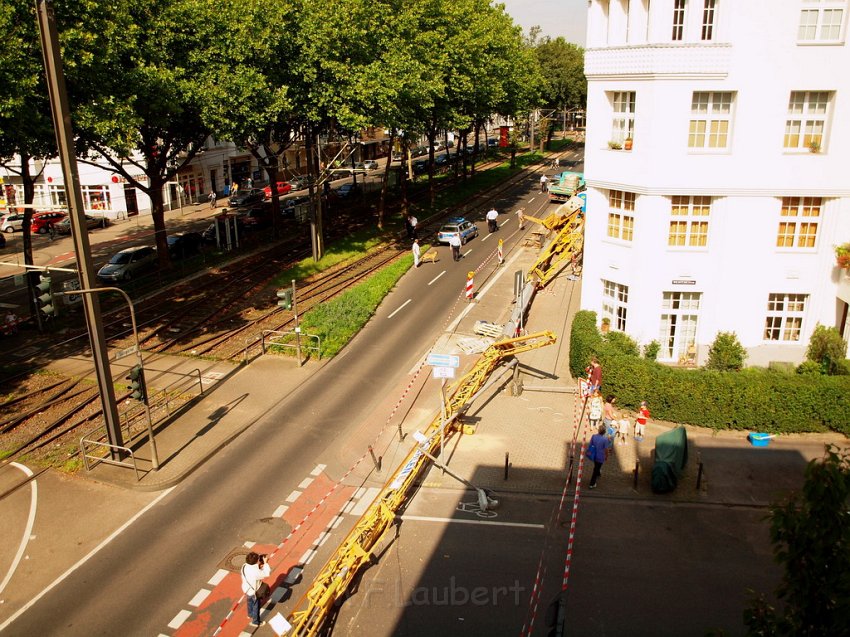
[[244, 541, 256, 548], [299, 549, 316, 565], [387, 299, 411, 318], [353, 487, 366, 499], [310, 464, 326, 476], [298, 477, 313, 490], [331, 517, 343, 529], [528, 198, 535, 203], [208, 569, 229, 586], [168, 609, 192, 629], [188, 588, 211, 607], [273, 504, 289, 518], [285, 490, 302, 503], [314, 532, 331, 547], [428, 271, 446, 285], [350, 487, 381, 516]]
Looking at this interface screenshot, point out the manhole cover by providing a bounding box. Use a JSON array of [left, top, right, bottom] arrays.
[[220, 547, 250, 572]]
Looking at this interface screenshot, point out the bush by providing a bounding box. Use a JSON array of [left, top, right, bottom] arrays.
[[601, 331, 640, 357], [796, 360, 822, 375], [643, 340, 660, 361], [835, 359, 850, 376], [805, 324, 848, 375], [569, 310, 602, 378], [705, 331, 747, 371]]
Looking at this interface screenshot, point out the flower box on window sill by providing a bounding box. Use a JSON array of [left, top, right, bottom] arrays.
[[607, 141, 623, 150]]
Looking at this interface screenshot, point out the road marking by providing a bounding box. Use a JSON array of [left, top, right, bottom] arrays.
[[528, 198, 535, 203], [445, 250, 521, 332], [463, 248, 472, 257], [428, 271, 446, 285], [244, 541, 256, 548], [188, 588, 212, 607], [330, 517, 343, 529], [299, 549, 316, 565], [0, 463, 37, 597], [314, 531, 331, 547], [285, 490, 302, 503], [310, 464, 326, 476], [273, 504, 289, 518], [168, 609, 192, 629], [208, 569, 229, 586], [401, 515, 545, 529], [350, 487, 381, 516], [387, 299, 411, 319], [298, 477, 313, 490]]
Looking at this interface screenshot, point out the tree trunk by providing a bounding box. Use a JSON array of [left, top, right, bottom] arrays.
[[252, 145, 281, 240], [18, 153, 42, 328], [377, 129, 395, 230], [146, 173, 171, 271], [426, 128, 437, 207]]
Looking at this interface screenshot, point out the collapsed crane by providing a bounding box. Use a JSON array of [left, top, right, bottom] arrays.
[[285, 330, 557, 636], [524, 196, 585, 289]]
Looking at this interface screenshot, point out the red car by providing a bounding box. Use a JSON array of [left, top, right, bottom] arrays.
[[31, 211, 67, 234], [262, 181, 292, 199]]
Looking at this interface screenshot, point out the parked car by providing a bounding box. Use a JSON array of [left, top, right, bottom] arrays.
[[0, 212, 25, 233], [30, 211, 67, 234], [412, 160, 429, 175], [167, 232, 204, 260], [262, 181, 292, 199], [436, 218, 479, 245], [487, 138, 498, 147], [55, 214, 108, 235], [97, 246, 157, 282], [228, 188, 265, 207], [329, 168, 352, 180], [237, 207, 273, 229], [434, 153, 450, 166], [332, 183, 362, 199], [202, 215, 245, 243], [411, 146, 428, 158], [289, 175, 315, 191], [281, 195, 310, 218], [355, 160, 379, 171]]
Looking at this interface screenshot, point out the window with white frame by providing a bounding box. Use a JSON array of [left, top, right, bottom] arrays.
[[602, 280, 629, 331], [611, 92, 636, 145], [784, 91, 830, 151], [659, 292, 702, 361], [689, 92, 733, 149], [702, 0, 718, 40], [672, 0, 686, 40], [764, 293, 807, 341], [776, 197, 821, 248], [798, 0, 846, 42], [607, 190, 635, 241], [81, 185, 112, 212], [668, 196, 710, 247], [49, 185, 67, 208]]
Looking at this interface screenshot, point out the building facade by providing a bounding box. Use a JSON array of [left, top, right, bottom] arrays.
[[582, 0, 850, 366]]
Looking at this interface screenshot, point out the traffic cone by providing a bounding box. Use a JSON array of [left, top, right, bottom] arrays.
[[465, 271, 474, 302]]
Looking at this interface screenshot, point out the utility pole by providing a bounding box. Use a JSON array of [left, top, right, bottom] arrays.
[[36, 0, 124, 458]]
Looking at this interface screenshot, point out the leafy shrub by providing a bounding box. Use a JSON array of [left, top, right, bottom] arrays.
[[805, 324, 848, 375], [835, 359, 850, 376], [601, 331, 640, 357], [796, 360, 822, 375], [705, 331, 747, 371], [643, 340, 660, 361], [569, 310, 601, 378]]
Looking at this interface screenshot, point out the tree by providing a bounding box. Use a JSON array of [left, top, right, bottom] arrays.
[[63, 0, 244, 269], [744, 445, 850, 636], [805, 324, 848, 375], [533, 37, 586, 112], [705, 331, 747, 371]]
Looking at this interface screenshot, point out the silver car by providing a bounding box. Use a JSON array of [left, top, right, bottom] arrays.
[[97, 246, 157, 282], [1, 213, 25, 233]]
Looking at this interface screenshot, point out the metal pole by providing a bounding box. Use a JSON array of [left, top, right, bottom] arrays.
[[36, 0, 124, 459], [292, 279, 302, 366], [54, 286, 159, 470], [440, 378, 447, 473]]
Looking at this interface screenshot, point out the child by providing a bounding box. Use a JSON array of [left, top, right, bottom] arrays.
[[616, 416, 630, 444], [588, 389, 603, 430], [635, 400, 650, 441]]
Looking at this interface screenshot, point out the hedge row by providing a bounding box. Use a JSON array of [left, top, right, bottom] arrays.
[[569, 310, 850, 435]]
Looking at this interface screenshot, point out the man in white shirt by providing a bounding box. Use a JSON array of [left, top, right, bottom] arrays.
[[486, 207, 498, 233], [540, 174, 548, 192], [412, 238, 421, 267], [241, 552, 272, 627], [449, 232, 462, 261]]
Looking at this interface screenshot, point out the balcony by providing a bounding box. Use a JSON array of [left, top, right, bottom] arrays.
[[585, 43, 732, 80]]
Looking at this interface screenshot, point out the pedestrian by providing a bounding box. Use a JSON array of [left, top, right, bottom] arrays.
[[408, 213, 418, 240], [48, 223, 56, 240], [540, 174, 548, 193], [587, 356, 602, 393], [208, 190, 217, 209], [635, 400, 650, 441], [588, 389, 603, 430], [603, 394, 617, 437], [516, 207, 525, 230], [241, 552, 271, 627], [412, 238, 421, 267], [586, 423, 611, 489], [449, 232, 462, 262], [231, 182, 239, 196], [486, 207, 498, 233], [246, 177, 253, 188]]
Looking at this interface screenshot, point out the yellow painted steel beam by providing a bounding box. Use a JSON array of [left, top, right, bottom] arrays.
[[527, 207, 584, 288], [286, 331, 557, 636]]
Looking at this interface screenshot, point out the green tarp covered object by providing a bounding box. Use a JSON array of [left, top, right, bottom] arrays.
[[651, 426, 688, 494]]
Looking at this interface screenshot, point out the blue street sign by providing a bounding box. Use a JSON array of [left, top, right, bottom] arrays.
[[426, 353, 460, 368]]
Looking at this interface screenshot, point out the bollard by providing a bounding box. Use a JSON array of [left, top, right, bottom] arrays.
[[465, 271, 474, 302], [497, 239, 504, 266], [368, 445, 382, 472], [504, 452, 510, 480], [633, 459, 639, 490], [696, 452, 704, 491]]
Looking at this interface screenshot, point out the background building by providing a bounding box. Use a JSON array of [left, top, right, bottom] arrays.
[[582, 0, 850, 366]]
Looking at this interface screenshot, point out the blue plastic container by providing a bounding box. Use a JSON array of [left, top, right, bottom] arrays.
[[748, 432, 773, 447]]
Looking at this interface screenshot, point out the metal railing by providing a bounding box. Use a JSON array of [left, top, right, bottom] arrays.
[[260, 329, 321, 360], [79, 438, 141, 481]]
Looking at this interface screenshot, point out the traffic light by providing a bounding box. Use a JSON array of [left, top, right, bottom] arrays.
[[36, 274, 56, 317], [126, 364, 148, 403], [277, 289, 293, 310]]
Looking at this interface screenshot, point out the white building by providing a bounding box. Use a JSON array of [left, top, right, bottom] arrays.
[[582, 0, 850, 366]]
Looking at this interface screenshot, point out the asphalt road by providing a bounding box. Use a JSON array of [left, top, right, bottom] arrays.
[[0, 154, 565, 635]]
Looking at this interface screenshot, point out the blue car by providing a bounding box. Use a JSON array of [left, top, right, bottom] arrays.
[[436, 217, 479, 245]]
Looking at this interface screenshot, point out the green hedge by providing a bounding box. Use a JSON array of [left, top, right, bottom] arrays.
[[569, 311, 850, 435]]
